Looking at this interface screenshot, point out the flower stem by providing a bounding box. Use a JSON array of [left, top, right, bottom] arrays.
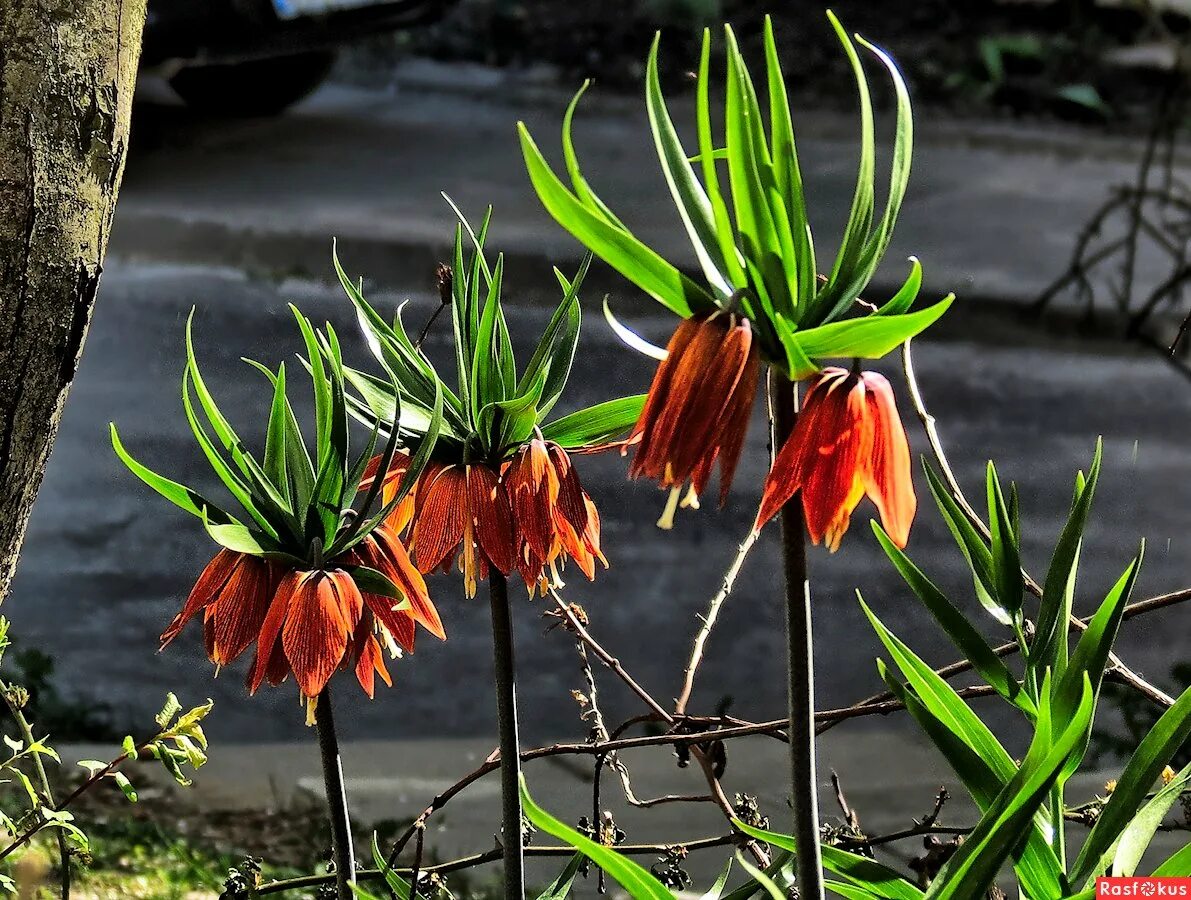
[[488, 571, 525, 900], [314, 687, 355, 899], [771, 374, 824, 900]]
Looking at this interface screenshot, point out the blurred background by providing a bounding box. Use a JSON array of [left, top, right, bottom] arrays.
[[3, 0, 1191, 878]]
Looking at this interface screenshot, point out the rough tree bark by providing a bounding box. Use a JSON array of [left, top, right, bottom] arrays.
[[0, 0, 147, 603]]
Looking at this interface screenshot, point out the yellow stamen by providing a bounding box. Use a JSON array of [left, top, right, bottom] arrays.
[[657, 487, 682, 530], [305, 696, 317, 727], [680, 485, 701, 510]]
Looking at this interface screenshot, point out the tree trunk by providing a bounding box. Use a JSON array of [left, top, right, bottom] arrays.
[[0, 0, 146, 603]]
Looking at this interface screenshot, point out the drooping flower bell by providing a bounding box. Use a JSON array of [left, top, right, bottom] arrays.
[[503, 438, 607, 594], [159, 531, 442, 712], [629, 312, 759, 528], [757, 367, 916, 551]]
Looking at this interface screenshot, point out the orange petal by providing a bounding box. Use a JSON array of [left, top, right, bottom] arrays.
[[328, 569, 365, 630], [160, 549, 241, 648], [248, 571, 306, 694], [468, 464, 515, 575], [667, 318, 754, 487], [860, 372, 917, 548], [712, 333, 760, 505], [411, 465, 467, 573], [629, 317, 703, 481], [506, 446, 556, 562], [798, 377, 872, 551], [548, 444, 588, 537], [756, 369, 845, 528], [282, 572, 350, 699], [208, 556, 276, 666], [370, 526, 444, 640], [636, 317, 725, 484], [354, 632, 391, 698]]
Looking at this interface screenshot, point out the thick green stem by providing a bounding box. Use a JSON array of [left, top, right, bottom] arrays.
[[314, 688, 355, 899], [772, 375, 825, 900], [488, 571, 525, 900]]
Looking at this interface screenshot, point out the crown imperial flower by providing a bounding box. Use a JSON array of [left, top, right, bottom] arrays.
[[628, 313, 759, 528], [757, 367, 916, 551], [114, 307, 445, 719]]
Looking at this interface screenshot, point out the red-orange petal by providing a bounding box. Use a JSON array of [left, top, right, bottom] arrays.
[[548, 443, 589, 538], [636, 317, 725, 484], [370, 526, 444, 640], [354, 631, 391, 698], [468, 464, 515, 575], [160, 549, 241, 649], [860, 372, 916, 548], [756, 369, 852, 530], [282, 572, 350, 699], [207, 556, 276, 666], [667, 318, 753, 487], [248, 571, 306, 694], [798, 377, 872, 551], [712, 336, 760, 505], [411, 465, 467, 573], [629, 317, 703, 481]]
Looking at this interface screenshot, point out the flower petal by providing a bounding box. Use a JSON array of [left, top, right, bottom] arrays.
[[411, 465, 467, 573], [799, 377, 872, 551], [468, 464, 515, 575], [208, 556, 276, 666], [370, 526, 444, 640], [629, 316, 702, 482], [860, 372, 917, 548], [756, 369, 855, 531], [248, 571, 306, 694], [160, 550, 241, 649], [282, 572, 350, 699]]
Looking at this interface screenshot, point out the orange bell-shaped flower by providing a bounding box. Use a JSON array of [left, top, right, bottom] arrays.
[[757, 367, 916, 551], [629, 312, 759, 527]]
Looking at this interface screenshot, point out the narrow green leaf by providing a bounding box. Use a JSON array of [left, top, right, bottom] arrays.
[[541, 396, 646, 449], [535, 853, 585, 900], [986, 462, 1024, 618], [519, 123, 716, 318], [923, 462, 1005, 625], [520, 776, 673, 900], [861, 596, 1017, 781], [871, 522, 1033, 716], [732, 820, 923, 900], [1112, 762, 1191, 877], [1034, 440, 1103, 678], [110, 425, 236, 526], [646, 33, 732, 296], [790, 298, 952, 362], [763, 15, 815, 310], [877, 258, 923, 316], [1072, 684, 1191, 886], [924, 680, 1093, 900]]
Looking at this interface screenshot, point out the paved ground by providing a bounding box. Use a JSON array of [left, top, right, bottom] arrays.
[[115, 72, 1176, 312], [6, 76, 1191, 890]]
